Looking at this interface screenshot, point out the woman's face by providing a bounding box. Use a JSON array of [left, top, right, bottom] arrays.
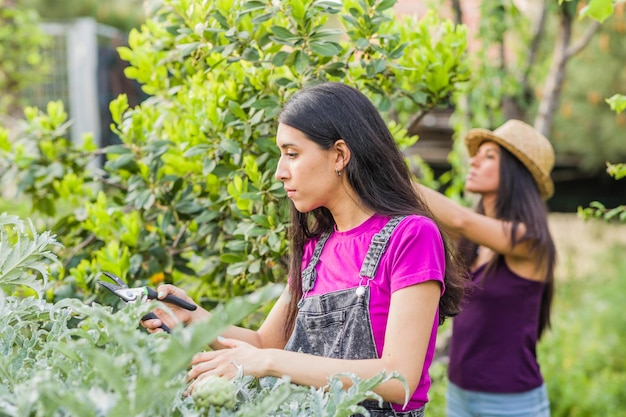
[[274, 123, 342, 213], [465, 141, 500, 196]]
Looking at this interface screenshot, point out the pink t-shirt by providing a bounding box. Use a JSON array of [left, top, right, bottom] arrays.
[[301, 214, 446, 410]]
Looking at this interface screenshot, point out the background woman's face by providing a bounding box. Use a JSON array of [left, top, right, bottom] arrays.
[[465, 141, 500, 196]]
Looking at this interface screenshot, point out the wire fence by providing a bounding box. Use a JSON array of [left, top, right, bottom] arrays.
[[21, 18, 145, 151]]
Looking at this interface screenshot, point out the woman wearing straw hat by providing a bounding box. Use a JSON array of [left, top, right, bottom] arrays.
[[415, 119, 556, 417]]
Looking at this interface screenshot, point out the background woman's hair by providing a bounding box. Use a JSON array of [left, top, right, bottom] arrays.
[[457, 146, 556, 339], [277, 82, 466, 338]]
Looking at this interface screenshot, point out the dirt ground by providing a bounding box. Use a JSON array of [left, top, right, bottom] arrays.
[[549, 212, 626, 280]]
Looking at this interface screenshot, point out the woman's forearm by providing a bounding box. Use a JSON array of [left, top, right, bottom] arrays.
[[414, 182, 470, 235], [264, 350, 417, 405]]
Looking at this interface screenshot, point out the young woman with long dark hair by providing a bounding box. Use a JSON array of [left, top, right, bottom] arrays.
[[415, 119, 556, 417], [144, 82, 466, 416]]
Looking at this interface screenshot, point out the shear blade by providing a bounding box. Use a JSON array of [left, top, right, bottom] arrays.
[[101, 271, 127, 287], [98, 280, 122, 295]]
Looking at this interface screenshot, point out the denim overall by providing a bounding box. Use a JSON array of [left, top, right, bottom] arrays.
[[285, 216, 426, 417]]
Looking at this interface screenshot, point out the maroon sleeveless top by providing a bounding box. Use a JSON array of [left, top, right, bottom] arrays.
[[448, 257, 545, 392]]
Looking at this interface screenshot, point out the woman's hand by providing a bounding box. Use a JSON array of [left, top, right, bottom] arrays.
[[141, 284, 206, 333], [187, 337, 269, 391]]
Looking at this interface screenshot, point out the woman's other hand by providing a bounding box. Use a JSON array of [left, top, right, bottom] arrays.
[[187, 337, 269, 390]]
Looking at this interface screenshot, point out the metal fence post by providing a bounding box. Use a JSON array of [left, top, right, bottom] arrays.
[[66, 18, 100, 151]]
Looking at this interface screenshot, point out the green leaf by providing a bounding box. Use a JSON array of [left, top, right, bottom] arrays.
[[376, 0, 397, 12], [271, 50, 290, 66], [227, 261, 247, 275], [220, 253, 244, 263], [251, 97, 280, 110], [184, 144, 211, 157], [219, 139, 241, 155], [310, 41, 343, 57], [228, 100, 248, 120], [290, 0, 306, 21], [604, 206, 624, 221], [105, 144, 132, 155], [294, 50, 309, 73], [579, 0, 614, 22], [107, 153, 137, 170], [242, 47, 260, 62], [175, 200, 204, 214], [606, 94, 626, 114], [109, 94, 129, 125], [0, 214, 61, 297], [606, 163, 626, 180], [589, 201, 606, 210], [271, 25, 297, 41], [177, 42, 201, 57]]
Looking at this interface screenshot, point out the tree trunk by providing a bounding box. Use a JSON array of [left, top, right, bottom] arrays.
[[534, 11, 572, 136], [534, 11, 601, 136], [450, 0, 463, 24]]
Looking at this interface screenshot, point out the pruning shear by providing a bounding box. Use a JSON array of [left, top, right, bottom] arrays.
[[97, 271, 197, 334]]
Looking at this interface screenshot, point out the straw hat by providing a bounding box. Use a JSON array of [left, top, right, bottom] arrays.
[[465, 119, 555, 200]]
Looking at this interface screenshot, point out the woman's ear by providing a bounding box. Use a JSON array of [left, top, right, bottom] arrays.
[[333, 139, 350, 172]]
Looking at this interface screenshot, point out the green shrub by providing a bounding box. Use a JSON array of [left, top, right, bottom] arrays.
[[539, 244, 626, 416], [0, 1, 49, 115], [423, 361, 447, 417], [0, 0, 469, 309]]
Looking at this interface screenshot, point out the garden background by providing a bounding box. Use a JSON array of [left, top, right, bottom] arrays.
[[1, 0, 625, 416]]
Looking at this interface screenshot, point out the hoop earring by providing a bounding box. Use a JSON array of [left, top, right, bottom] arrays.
[[335, 169, 343, 177]]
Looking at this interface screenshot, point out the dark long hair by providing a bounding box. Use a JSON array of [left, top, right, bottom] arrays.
[[277, 82, 466, 338], [457, 147, 556, 339]]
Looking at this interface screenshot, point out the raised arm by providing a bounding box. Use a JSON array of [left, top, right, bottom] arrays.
[[414, 183, 533, 259]]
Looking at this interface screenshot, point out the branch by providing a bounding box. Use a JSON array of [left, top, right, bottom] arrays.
[[93, 174, 129, 191], [521, 0, 548, 88], [565, 20, 601, 59], [535, 13, 602, 136], [534, 12, 573, 137], [172, 223, 188, 249], [450, 0, 463, 24], [63, 234, 96, 269], [407, 110, 428, 136]]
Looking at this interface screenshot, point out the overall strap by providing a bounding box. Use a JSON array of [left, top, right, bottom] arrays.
[[298, 216, 407, 307], [359, 216, 406, 279], [298, 231, 331, 307]]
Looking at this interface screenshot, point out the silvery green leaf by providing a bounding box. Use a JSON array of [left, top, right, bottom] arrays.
[[0, 214, 62, 298]]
